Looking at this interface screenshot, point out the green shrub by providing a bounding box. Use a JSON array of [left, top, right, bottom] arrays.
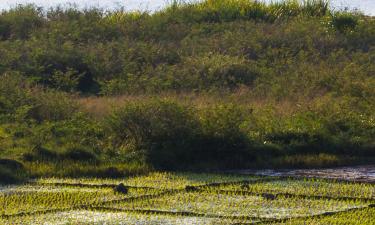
[[0, 159, 28, 184], [0, 73, 32, 116], [265, 131, 332, 154], [107, 99, 198, 169], [0, 5, 44, 39], [0, 158, 24, 170], [0, 167, 21, 184], [0, 2, 368, 95], [331, 12, 358, 33], [170, 54, 260, 91], [0, 1, 374, 173], [99, 79, 129, 96], [197, 104, 254, 167], [50, 68, 85, 92], [0, 73, 78, 122], [63, 146, 98, 162], [49, 113, 104, 152], [158, 0, 330, 24], [27, 89, 78, 122], [106, 100, 257, 169], [31, 146, 59, 160]]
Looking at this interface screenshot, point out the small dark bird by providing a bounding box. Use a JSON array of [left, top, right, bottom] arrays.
[[185, 186, 198, 192], [261, 193, 276, 200], [114, 183, 128, 194]]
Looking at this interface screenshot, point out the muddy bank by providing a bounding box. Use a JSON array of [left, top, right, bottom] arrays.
[[233, 165, 375, 183]]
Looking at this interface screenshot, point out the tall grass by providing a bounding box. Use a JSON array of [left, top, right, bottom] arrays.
[[159, 0, 331, 23]]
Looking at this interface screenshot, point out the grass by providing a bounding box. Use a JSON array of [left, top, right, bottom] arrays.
[[200, 178, 375, 199], [0, 1, 373, 223], [159, 0, 330, 24], [0, 2, 373, 222], [272, 207, 375, 225], [36, 172, 262, 189], [106, 192, 365, 218], [1, 173, 374, 224], [0, 0, 374, 179], [1, 210, 238, 225], [1, 87, 374, 179]]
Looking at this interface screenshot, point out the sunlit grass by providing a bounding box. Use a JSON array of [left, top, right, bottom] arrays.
[[37, 172, 261, 189], [201, 178, 375, 200], [0, 185, 161, 216], [1, 173, 374, 224], [106, 191, 367, 219], [272, 207, 375, 225], [0, 210, 242, 225], [160, 0, 331, 23]]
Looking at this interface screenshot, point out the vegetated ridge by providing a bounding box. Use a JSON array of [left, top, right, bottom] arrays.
[[0, 0, 374, 183]]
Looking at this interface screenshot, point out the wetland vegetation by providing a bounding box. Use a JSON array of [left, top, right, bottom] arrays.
[[0, 0, 374, 223], [1, 173, 375, 224]]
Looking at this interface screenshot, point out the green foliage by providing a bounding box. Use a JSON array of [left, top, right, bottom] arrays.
[[0, 159, 28, 184], [0, 73, 34, 113], [50, 68, 85, 92], [158, 0, 330, 24], [103, 98, 370, 169], [331, 12, 359, 33], [106, 100, 257, 169], [0, 74, 78, 123], [0, 1, 370, 94], [0, 5, 44, 40], [62, 146, 98, 162], [171, 54, 259, 91], [197, 104, 253, 167], [0, 1, 374, 174], [107, 100, 199, 169]]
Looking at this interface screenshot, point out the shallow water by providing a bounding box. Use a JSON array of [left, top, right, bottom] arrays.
[[235, 165, 375, 183]]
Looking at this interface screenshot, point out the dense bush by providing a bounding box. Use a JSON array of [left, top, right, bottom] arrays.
[[63, 146, 98, 162], [0, 1, 372, 94], [0, 5, 44, 40], [0, 159, 28, 184], [106, 100, 259, 169], [331, 12, 359, 33], [196, 104, 253, 167], [0, 73, 78, 122], [106, 100, 199, 169], [105, 98, 374, 169], [0, 0, 374, 174]]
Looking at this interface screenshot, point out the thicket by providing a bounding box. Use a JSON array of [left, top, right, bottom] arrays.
[[0, 1, 373, 95], [1, 74, 373, 173], [0, 0, 374, 181]]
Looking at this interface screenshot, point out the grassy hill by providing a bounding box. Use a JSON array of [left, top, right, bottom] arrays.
[[0, 0, 374, 183]]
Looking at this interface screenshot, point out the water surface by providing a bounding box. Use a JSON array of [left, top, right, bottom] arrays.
[[235, 165, 375, 183]]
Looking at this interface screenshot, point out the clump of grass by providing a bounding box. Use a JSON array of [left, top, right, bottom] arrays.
[[160, 0, 331, 24], [106, 99, 199, 169], [331, 11, 359, 32], [24, 160, 149, 178]]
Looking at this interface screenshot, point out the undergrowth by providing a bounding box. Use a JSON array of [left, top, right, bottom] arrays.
[[0, 0, 374, 182]]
